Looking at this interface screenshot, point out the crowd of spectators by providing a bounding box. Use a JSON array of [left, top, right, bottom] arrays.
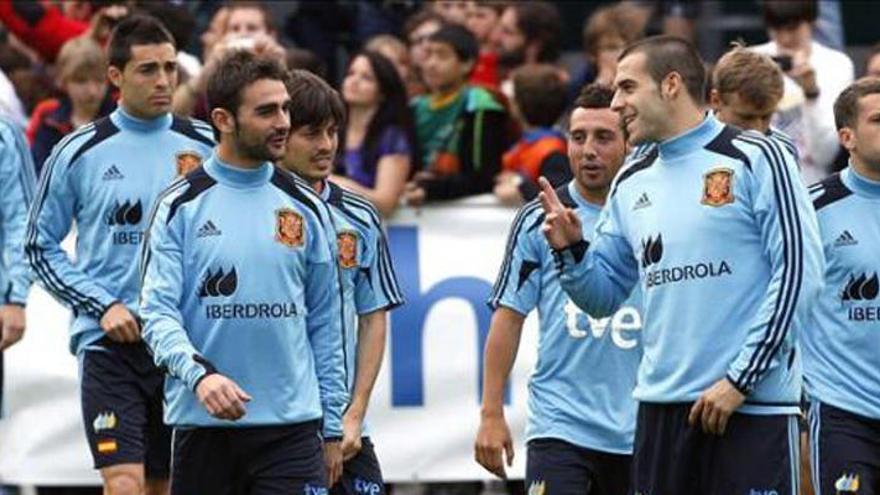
[[0, 0, 867, 221]]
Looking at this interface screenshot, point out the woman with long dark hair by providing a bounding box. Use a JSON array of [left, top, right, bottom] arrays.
[[331, 50, 418, 217]]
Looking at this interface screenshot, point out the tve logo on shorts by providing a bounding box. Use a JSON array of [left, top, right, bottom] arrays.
[[564, 301, 641, 350], [354, 477, 382, 495], [748, 490, 779, 495], [304, 484, 327, 495]]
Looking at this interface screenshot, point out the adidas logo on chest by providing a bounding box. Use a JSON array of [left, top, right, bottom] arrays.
[[834, 230, 858, 247], [197, 220, 222, 237], [102, 165, 124, 181], [633, 192, 652, 210]]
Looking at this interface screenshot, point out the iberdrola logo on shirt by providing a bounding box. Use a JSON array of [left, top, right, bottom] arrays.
[[641, 233, 733, 289], [106, 198, 144, 246], [197, 265, 299, 320], [840, 272, 879, 322]]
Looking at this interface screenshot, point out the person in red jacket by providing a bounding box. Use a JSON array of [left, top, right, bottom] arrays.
[[0, 0, 126, 62], [494, 64, 570, 205]]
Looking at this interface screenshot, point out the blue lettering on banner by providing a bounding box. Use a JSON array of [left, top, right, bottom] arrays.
[[387, 226, 505, 407]]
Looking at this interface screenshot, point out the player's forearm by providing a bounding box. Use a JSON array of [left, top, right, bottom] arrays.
[[305, 262, 348, 437], [26, 240, 117, 317], [347, 310, 387, 419], [142, 316, 206, 390], [480, 308, 524, 417]]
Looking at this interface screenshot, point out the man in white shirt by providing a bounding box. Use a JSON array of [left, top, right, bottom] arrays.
[[753, 0, 853, 184]]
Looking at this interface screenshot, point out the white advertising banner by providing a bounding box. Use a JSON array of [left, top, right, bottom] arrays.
[[0, 197, 542, 485]]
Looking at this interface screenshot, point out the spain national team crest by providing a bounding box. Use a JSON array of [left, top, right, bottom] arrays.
[[175, 150, 203, 176], [275, 208, 304, 248], [337, 231, 358, 269], [701, 167, 735, 206]]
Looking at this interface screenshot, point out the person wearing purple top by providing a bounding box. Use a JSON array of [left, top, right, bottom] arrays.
[[331, 51, 418, 217]]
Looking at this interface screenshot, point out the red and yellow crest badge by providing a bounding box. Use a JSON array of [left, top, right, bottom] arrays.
[[275, 208, 304, 248], [337, 231, 358, 269], [176, 151, 203, 176], [701, 167, 735, 207]]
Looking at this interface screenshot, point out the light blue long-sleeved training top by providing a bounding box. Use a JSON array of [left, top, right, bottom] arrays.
[[319, 180, 404, 436], [0, 118, 36, 305], [25, 107, 214, 354], [321, 180, 404, 388], [804, 165, 880, 419], [489, 180, 643, 454], [139, 156, 348, 437], [555, 115, 824, 415]]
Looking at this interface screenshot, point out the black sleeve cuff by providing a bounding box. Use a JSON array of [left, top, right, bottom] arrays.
[[725, 374, 750, 396], [552, 238, 590, 268], [98, 300, 122, 320], [192, 354, 219, 391]]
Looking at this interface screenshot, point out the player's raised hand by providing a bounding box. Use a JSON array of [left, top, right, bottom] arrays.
[[474, 413, 514, 479], [196, 374, 252, 421], [99, 302, 141, 343], [538, 177, 583, 250]]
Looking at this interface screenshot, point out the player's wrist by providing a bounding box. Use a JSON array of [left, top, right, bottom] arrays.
[[724, 373, 749, 396], [345, 402, 367, 421], [480, 406, 505, 420], [552, 238, 589, 267]]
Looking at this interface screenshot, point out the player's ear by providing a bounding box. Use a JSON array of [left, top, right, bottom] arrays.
[[838, 126, 855, 151], [211, 108, 236, 137], [107, 64, 123, 89], [708, 89, 723, 111], [661, 71, 681, 101]]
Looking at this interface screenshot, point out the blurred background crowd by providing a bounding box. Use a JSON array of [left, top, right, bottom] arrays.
[[0, 0, 876, 493], [1, 0, 878, 221]]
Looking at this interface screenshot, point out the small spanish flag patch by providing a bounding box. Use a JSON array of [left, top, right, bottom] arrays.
[[97, 439, 118, 454]]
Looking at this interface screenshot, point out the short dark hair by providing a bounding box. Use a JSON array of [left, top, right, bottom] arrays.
[[107, 15, 175, 70], [574, 83, 615, 109], [763, 0, 817, 29], [511, 2, 562, 63], [403, 9, 445, 42], [512, 64, 567, 127], [428, 23, 478, 63], [207, 51, 288, 137], [618, 35, 707, 105], [834, 77, 880, 130], [286, 69, 346, 131]]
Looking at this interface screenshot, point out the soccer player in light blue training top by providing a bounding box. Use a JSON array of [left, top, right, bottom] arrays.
[[0, 117, 36, 415], [709, 45, 816, 495], [280, 70, 404, 495], [804, 77, 880, 495], [475, 84, 642, 495], [540, 35, 824, 494], [139, 51, 347, 494], [25, 16, 214, 495]]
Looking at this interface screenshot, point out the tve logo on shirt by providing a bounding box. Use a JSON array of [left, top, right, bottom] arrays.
[[841, 272, 880, 322], [641, 232, 733, 289], [564, 300, 641, 350], [106, 199, 144, 245], [198, 265, 299, 320]]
